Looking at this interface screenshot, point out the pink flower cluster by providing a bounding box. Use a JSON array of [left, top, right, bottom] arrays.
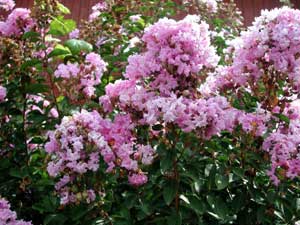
[[198, 0, 218, 13], [0, 0, 15, 11], [263, 100, 300, 185], [199, 7, 300, 184], [101, 15, 219, 110], [144, 95, 269, 138], [209, 7, 300, 91], [0, 198, 32, 225], [0, 8, 35, 37], [89, 1, 107, 22], [100, 16, 269, 139], [69, 28, 80, 39], [26, 94, 59, 119], [129, 14, 142, 22], [0, 86, 6, 102], [45, 110, 154, 204], [25, 95, 59, 151], [142, 15, 219, 77], [54, 52, 107, 98]]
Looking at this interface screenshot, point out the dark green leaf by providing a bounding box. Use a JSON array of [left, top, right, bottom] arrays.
[[9, 168, 29, 178], [25, 83, 48, 94], [160, 150, 174, 172], [187, 195, 206, 214], [163, 179, 177, 205], [215, 174, 229, 190], [64, 39, 93, 55], [207, 195, 228, 220], [44, 214, 67, 225], [22, 31, 40, 41], [21, 59, 41, 71]]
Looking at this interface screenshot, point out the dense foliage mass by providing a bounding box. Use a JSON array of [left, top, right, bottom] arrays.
[[0, 0, 300, 224]]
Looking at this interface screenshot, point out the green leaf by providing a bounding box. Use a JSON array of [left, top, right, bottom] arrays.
[[207, 195, 228, 220], [274, 113, 290, 124], [44, 214, 67, 225], [56, 95, 65, 103], [25, 83, 48, 94], [167, 210, 182, 225], [9, 168, 29, 178], [48, 44, 71, 58], [70, 205, 94, 221], [22, 31, 40, 41], [57, 2, 70, 14], [32, 196, 58, 213], [296, 198, 300, 211], [160, 150, 174, 172], [64, 39, 93, 55], [232, 168, 244, 178], [163, 179, 177, 205], [139, 201, 152, 216], [187, 195, 206, 214], [21, 59, 41, 71], [232, 191, 246, 213], [49, 16, 76, 36], [29, 136, 45, 144], [215, 174, 229, 190]]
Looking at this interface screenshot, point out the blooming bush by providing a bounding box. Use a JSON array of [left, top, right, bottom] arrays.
[[0, 198, 32, 225], [0, 0, 300, 225]]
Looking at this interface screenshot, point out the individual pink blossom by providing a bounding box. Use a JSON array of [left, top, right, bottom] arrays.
[[54, 62, 80, 79], [69, 28, 79, 39], [0, 86, 6, 102], [89, 1, 107, 21], [26, 95, 58, 120], [86, 189, 96, 203], [198, 0, 218, 13], [128, 173, 148, 186], [0, 198, 32, 225], [129, 14, 141, 22], [0, 0, 15, 11], [0, 8, 35, 37]]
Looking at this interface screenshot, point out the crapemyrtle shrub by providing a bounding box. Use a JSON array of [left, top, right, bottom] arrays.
[[0, 1, 300, 225]]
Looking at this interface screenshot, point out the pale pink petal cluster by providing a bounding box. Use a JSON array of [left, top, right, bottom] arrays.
[[100, 16, 267, 139], [212, 7, 300, 91], [69, 28, 80, 39], [263, 101, 300, 185], [142, 15, 219, 76], [26, 94, 58, 119], [198, 0, 218, 13], [0, 198, 32, 225], [0, 8, 35, 37], [45, 110, 154, 204], [89, 1, 107, 22], [101, 16, 219, 111], [0, 86, 6, 102], [54, 52, 107, 98], [0, 0, 15, 11], [200, 7, 300, 184], [129, 14, 142, 22]]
